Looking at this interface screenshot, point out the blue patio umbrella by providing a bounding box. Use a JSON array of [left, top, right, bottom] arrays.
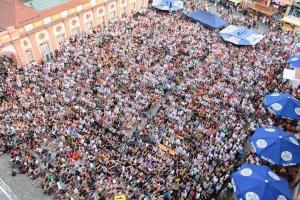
[[231, 163, 293, 200], [264, 92, 300, 120], [288, 55, 300, 68], [250, 126, 300, 166]]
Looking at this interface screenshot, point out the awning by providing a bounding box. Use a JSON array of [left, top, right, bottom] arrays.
[[152, 0, 184, 11], [220, 25, 264, 45], [248, 2, 279, 16], [228, 0, 243, 5], [283, 68, 296, 80], [282, 68, 300, 89], [281, 16, 300, 27], [185, 9, 228, 29]]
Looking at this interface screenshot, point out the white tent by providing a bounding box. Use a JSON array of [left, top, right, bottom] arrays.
[[283, 68, 300, 89], [294, 43, 300, 53], [152, 0, 184, 10]]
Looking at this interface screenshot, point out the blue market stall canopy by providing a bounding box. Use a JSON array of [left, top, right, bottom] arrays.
[[185, 9, 228, 29], [152, 0, 184, 11], [220, 25, 264, 46]]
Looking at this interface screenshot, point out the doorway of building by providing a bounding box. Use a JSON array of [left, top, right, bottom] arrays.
[[86, 22, 93, 33], [0, 53, 19, 66], [40, 42, 53, 62], [121, 7, 126, 17], [99, 16, 105, 27], [57, 34, 65, 46], [72, 28, 79, 36]]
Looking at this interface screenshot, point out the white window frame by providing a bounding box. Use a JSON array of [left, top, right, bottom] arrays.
[[131, 3, 135, 11], [121, 7, 126, 16], [40, 43, 50, 55], [99, 16, 105, 27], [57, 34, 65, 45], [140, 0, 143, 9], [40, 42, 51, 61], [86, 22, 93, 33], [110, 11, 116, 19], [72, 28, 79, 36], [26, 49, 34, 62]]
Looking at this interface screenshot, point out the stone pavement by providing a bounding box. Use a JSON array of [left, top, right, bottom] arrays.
[[0, 154, 52, 200]]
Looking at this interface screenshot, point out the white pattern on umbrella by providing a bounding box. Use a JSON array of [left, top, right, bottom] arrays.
[[240, 168, 252, 176], [232, 178, 237, 192], [268, 171, 280, 180], [281, 151, 292, 161], [271, 103, 283, 111], [256, 139, 267, 148], [277, 195, 287, 200], [264, 128, 275, 132], [270, 93, 280, 96], [245, 192, 260, 200], [291, 57, 299, 61], [289, 137, 298, 145], [295, 107, 300, 115]]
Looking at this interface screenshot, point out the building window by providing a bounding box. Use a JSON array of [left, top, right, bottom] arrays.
[[72, 28, 79, 36], [57, 34, 65, 45], [110, 11, 115, 19], [121, 7, 126, 16], [40, 43, 50, 55], [86, 22, 93, 33], [26, 50, 34, 62], [40, 42, 52, 61], [131, 3, 135, 11], [140, 0, 143, 9], [99, 17, 105, 27]]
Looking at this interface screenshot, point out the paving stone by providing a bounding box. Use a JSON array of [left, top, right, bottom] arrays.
[[0, 154, 52, 200]]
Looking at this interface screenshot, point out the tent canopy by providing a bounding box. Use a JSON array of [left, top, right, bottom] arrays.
[[152, 0, 184, 11], [162, 0, 173, 5], [220, 25, 264, 46], [283, 68, 300, 89], [185, 9, 228, 29]]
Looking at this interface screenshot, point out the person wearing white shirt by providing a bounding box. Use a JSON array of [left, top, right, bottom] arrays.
[[73, 187, 79, 194]]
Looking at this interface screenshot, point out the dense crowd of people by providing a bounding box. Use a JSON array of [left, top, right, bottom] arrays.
[[0, 1, 299, 200]]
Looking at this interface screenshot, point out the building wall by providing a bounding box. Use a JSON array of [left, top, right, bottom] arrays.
[[0, 0, 148, 66], [276, 0, 294, 6], [265, 0, 294, 16]]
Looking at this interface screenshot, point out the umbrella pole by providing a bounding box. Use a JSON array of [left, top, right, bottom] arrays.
[[294, 183, 300, 198], [293, 165, 300, 198]]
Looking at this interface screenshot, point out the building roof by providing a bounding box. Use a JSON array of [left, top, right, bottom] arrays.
[[21, 0, 71, 12], [0, 0, 40, 31], [0, 0, 88, 31]]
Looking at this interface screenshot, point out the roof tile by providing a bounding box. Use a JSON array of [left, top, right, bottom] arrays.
[[0, 0, 89, 31]]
